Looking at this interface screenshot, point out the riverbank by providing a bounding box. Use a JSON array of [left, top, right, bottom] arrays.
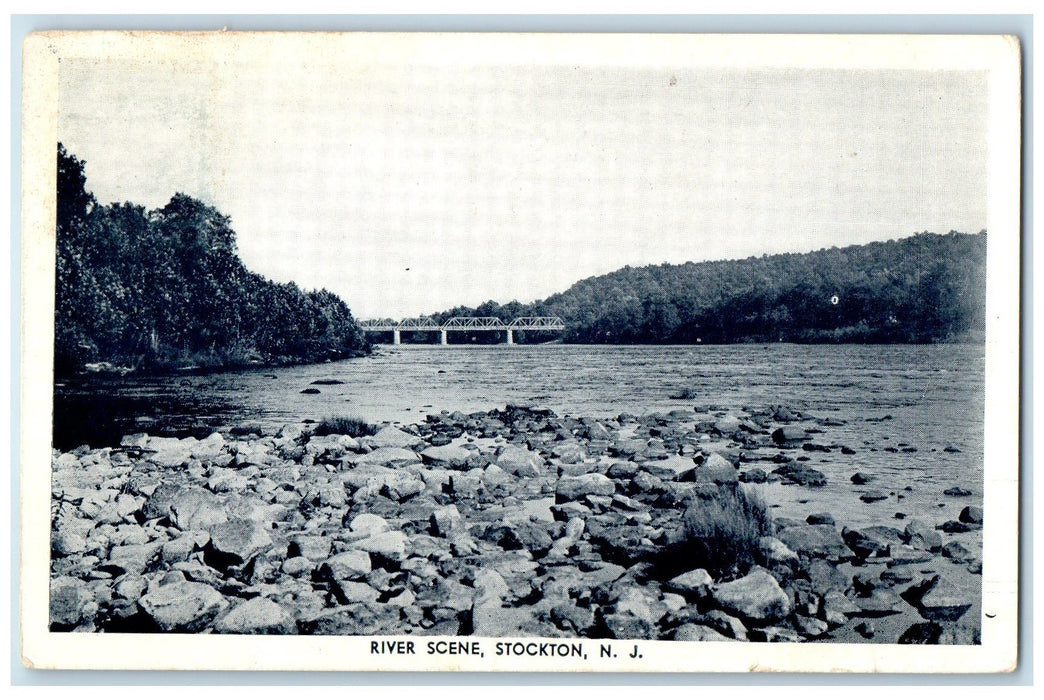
[[50, 403, 982, 642]]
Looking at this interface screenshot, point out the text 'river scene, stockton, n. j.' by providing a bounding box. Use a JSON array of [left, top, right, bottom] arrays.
[[49, 46, 989, 648]]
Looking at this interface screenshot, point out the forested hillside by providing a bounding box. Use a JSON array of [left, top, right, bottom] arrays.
[[423, 232, 987, 344], [54, 144, 369, 375]]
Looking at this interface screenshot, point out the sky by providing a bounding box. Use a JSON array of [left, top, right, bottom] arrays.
[[57, 39, 989, 320]]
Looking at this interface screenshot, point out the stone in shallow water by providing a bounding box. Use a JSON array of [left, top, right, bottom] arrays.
[[904, 519, 942, 551], [905, 575, 972, 622], [777, 524, 850, 560]]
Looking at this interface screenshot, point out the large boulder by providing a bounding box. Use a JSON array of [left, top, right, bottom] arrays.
[[496, 445, 546, 478], [167, 487, 227, 531], [709, 567, 790, 624], [556, 473, 615, 502], [320, 550, 372, 580], [352, 530, 407, 562], [207, 519, 273, 566], [366, 426, 424, 449], [694, 453, 737, 485], [138, 581, 229, 632], [777, 524, 850, 561], [420, 444, 472, 469], [213, 596, 295, 634]]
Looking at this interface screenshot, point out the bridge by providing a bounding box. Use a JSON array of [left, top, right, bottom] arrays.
[[359, 316, 566, 345]]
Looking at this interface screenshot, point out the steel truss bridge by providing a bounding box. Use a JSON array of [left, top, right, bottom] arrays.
[[359, 316, 566, 345]]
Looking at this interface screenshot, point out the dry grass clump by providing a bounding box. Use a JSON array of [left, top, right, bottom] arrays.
[[309, 415, 377, 438], [677, 484, 774, 579]]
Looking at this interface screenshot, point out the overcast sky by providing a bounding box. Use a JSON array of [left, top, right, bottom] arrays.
[[58, 43, 988, 319]]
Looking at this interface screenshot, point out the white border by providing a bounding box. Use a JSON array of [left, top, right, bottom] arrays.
[[19, 31, 1022, 673]]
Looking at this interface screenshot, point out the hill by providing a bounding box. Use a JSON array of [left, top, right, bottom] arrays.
[[54, 144, 370, 375], [423, 232, 987, 344]]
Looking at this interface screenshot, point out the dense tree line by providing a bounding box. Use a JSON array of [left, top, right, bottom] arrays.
[[54, 144, 369, 376], [418, 232, 987, 344]]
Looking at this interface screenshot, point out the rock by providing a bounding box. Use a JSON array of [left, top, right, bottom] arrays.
[[378, 472, 426, 502], [282, 557, 313, 576], [320, 550, 372, 580], [841, 526, 904, 559], [367, 426, 424, 449], [777, 524, 850, 560], [167, 487, 227, 531], [889, 544, 934, 565], [348, 513, 390, 539], [556, 473, 615, 502], [850, 472, 875, 485], [941, 541, 974, 563], [52, 524, 89, 556], [496, 446, 546, 477], [771, 426, 808, 444], [709, 567, 790, 623], [898, 621, 944, 644], [607, 461, 640, 479], [550, 603, 596, 634], [665, 568, 713, 596], [420, 444, 472, 469], [50, 576, 98, 628], [671, 623, 731, 641], [904, 519, 942, 551], [430, 505, 465, 537], [905, 575, 972, 621], [739, 468, 767, 484], [347, 447, 421, 467], [332, 580, 381, 604], [108, 542, 163, 574], [300, 387, 321, 394], [694, 453, 738, 485], [289, 535, 332, 560], [805, 559, 849, 596], [959, 506, 983, 524], [207, 519, 273, 566], [943, 486, 973, 497], [213, 596, 296, 634], [859, 490, 889, 503], [552, 442, 586, 464], [644, 455, 696, 481], [138, 581, 229, 632], [941, 520, 976, 533], [851, 589, 904, 617], [772, 463, 827, 487], [806, 513, 835, 526], [759, 536, 799, 567], [352, 531, 407, 562]]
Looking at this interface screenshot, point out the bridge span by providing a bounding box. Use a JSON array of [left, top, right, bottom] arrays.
[[359, 316, 566, 345]]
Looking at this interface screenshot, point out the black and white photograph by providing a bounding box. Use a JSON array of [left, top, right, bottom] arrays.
[[20, 31, 1021, 673]]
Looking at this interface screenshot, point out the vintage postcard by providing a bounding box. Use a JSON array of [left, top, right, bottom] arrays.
[[20, 32, 1021, 672]]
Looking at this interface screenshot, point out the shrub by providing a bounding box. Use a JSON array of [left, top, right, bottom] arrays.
[[309, 415, 377, 438], [673, 484, 774, 580]]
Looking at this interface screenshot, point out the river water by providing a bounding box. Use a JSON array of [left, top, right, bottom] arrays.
[[54, 343, 985, 552]]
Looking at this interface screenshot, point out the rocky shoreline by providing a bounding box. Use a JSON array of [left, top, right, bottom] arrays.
[[50, 403, 982, 643]]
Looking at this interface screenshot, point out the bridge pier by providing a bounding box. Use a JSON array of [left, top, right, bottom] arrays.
[[440, 329, 448, 345], [506, 329, 514, 345], [393, 330, 401, 345]]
